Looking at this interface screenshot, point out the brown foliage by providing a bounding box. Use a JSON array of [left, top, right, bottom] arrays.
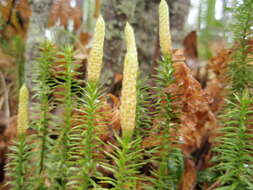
[[145, 49, 217, 156], [172, 60, 216, 155], [183, 31, 199, 69], [205, 49, 232, 113], [205, 38, 253, 113], [171, 51, 217, 189], [0, 0, 31, 38], [48, 0, 82, 30]]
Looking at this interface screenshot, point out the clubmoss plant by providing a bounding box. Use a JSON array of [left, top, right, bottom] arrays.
[[149, 54, 183, 190], [100, 135, 144, 190], [207, 1, 253, 189], [135, 76, 152, 138], [50, 46, 79, 189], [69, 16, 105, 189], [99, 23, 145, 190], [6, 84, 33, 190], [69, 81, 104, 189], [31, 42, 56, 188], [3, 1, 239, 188], [147, 1, 184, 189]]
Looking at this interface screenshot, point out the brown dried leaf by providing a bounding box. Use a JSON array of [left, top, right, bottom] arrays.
[[179, 158, 196, 190], [183, 31, 199, 69], [79, 32, 92, 47], [205, 49, 232, 113], [169, 54, 217, 155], [48, 0, 82, 30], [0, 0, 30, 38]]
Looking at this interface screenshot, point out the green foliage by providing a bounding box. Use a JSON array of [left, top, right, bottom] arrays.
[[6, 1, 253, 188], [49, 46, 81, 189], [31, 42, 56, 189], [167, 148, 184, 188], [135, 75, 152, 138], [155, 55, 175, 89], [147, 54, 183, 190], [6, 134, 33, 190], [100, 135, 144, 190], [229, 0, 253, 93], [206, 1, 253, 189], [69, 81, 103, 189], [210, 91, 253, 189]]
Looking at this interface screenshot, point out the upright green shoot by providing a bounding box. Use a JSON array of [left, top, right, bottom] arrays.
[[100, 135, 144, 190], [208, 1, 253, 189], [68, 15, 106, 189], [99, 22, 145, 190], [210, 92, 253, 189], [31, 42, 56, 189], [50, 46, 79, 189], [147, 1, 184, 189], [229, 0, 253, 93], [69, 81, 104, 189]]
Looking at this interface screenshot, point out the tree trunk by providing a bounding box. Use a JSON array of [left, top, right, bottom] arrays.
[[25, 0, 53, 90], [101, 0, 190, 83], [101, 0, 138, 85]]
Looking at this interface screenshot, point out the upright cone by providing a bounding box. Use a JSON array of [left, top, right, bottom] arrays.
[[120, 24, 138, 138], [159, 0, 172, 55], [17, 84, 29, 135], [87, 15, 105, 82], [125, 22, 137, 55]]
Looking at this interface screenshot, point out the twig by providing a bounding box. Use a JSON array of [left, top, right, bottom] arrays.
[[0, 71, 10, 129], [207, 180, 221, 190]]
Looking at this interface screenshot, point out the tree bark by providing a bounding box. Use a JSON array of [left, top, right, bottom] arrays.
[[25, 0, 54, 90], [101, 0, 190, 82], [101, 0, 138, 84]]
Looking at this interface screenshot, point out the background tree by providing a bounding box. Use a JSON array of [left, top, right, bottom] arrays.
[[101, 0, 190, 84], [25, 0, 54, 91]]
